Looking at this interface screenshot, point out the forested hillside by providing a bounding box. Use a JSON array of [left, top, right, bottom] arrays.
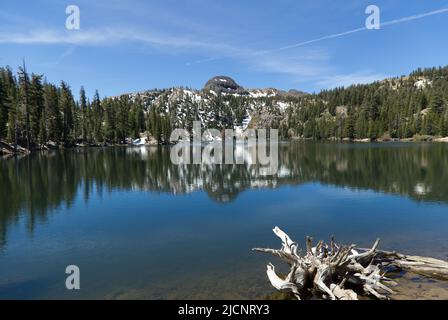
[[301, 67, 448, 140], [1, 65, 448, 152]]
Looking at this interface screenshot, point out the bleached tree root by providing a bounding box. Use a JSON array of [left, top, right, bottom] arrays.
[[253, 227, 448, 300]]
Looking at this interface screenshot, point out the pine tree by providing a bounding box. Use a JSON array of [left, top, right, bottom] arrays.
[[17, 63, 31, 149], [59, 81, 75, 144], [161, 115, 172, 143], [442, 114, 448, 137], [44, 83, 62, 142], [38, 110, 47, 145], [79, 87, 88, 142], [116, 96, 130, 143], [4, 68, 20, 148], [29, 74, 44, 145], [0, 75, 8, 139], [91, 90, 103, 143], [133, 97, 145, 138], [72, 101, 82, 143], [429, 93, 445, 114], [149, 107, 162, 142]]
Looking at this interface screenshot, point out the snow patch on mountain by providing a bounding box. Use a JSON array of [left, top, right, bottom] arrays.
[[414, 78, 432, 89], [110, 76, 308, 133]]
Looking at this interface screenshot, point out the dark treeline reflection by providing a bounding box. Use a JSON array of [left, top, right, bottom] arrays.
[[1, 142, 448, 246]]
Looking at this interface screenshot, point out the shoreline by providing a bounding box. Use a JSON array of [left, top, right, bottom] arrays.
[[291, 135, 448, 143], [0, 140, 164, 156], [2, 136, 448, 156]]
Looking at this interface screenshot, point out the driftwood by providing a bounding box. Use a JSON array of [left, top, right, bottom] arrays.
[[0, 141, 31, 155], [253, 227, 448, 300]]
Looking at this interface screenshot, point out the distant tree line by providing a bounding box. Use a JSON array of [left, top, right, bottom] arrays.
[[0, 65, 171, 149]]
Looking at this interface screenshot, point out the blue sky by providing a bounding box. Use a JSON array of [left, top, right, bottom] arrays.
[[1, 0, 448, 97]]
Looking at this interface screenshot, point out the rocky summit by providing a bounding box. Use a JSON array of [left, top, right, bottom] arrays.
[[203, 76, 246, 94]]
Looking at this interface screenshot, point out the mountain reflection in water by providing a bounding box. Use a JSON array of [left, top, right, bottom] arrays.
[[1, 142, 448, 242]]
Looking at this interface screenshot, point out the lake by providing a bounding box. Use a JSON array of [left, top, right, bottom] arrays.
[[1, 142, 448, 299]]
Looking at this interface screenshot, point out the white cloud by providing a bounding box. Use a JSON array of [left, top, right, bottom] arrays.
[[0, 27, 238, 53], [247, 49, 331, 78]]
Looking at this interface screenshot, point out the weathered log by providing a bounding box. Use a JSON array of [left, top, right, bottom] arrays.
[[0, 141, 31, 155], [372, 251, 448, 280], [253, 227, 448, 300]]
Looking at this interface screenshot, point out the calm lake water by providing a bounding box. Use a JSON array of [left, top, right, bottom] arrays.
[[1, 142, 448, 299]]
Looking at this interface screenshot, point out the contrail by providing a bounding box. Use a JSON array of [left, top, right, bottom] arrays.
[[188, 7, 448, 65], [382, 7, 448, 27]]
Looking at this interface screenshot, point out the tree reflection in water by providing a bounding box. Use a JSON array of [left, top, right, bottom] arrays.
[[1, 142, 448, 247]]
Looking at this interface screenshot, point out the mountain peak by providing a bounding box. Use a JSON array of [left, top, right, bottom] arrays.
[[203, 76, 245, 94]]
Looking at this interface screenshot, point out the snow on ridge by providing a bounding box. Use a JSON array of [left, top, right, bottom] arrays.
[[248, 89, 277, 98], [414, 79, 432, 89]]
